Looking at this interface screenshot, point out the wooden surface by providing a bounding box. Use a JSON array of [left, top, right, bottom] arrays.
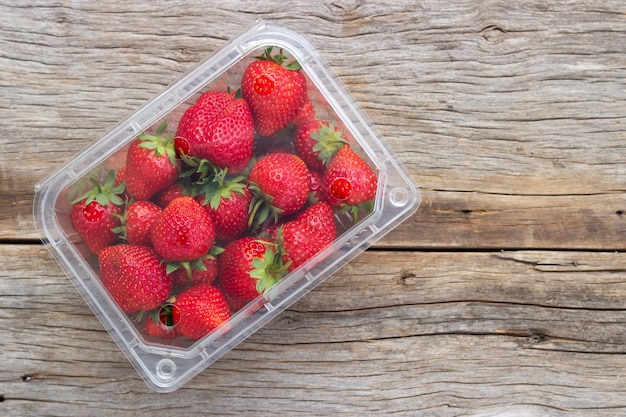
[[2, 1, 626, 415]]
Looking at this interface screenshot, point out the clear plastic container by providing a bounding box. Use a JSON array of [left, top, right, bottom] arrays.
[[33, 20, 420, 392]]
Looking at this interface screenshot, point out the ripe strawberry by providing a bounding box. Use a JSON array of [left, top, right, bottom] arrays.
[[294, 120, 347, 171], [291, 97, 315, 127], [169, 251, 220, 288], [241, 47, 307, 136], [70, 170, 125, 255], [308, 169, 324, 204], [115, 166, 126, 185], [113, 166, 131, 203], [323, 145, 378, 212], [152, 183, 187, 209], [172, 284, 231, 340], [144, 305, 181, 339], [198, 170, 252, 243], [219, 237, 287, 302], [278, 219, 331, 272], [151, 196, 215, 262], [98, 245, 173, 313], [113, 200, 162, 247], [125, 121, 180, 200], [248, 153, 310, 228], [295, 201, 337, 245], [175, 91, 254, 174]]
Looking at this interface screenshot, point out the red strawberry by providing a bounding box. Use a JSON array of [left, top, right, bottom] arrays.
[[70, 170, 125, 255], [152, 183, 187, 209], [248, 153, 310, 228], [308, 169, 324, 204], [144, 305, 180, 339], [98, 245, 173, 313], [323, 145, 378, 212], [172, 284, 231, 340], [198, 170, 252, 243], [115, 166, 126, 186], [169, 252, 220, 288], [113, 200, 162, 247], [241, 47, 307, 136], [151, 196, 215, 262], [291, 97, 315, 127], [113, 166, 131, 203], [279, 219, 331, 272], [125, 121, 180, 200], [294, 120, 347, 171], [175, 91, 254, 174], [222, 291, 251, 314], [295, 201, 337, 245], [219, 237, 287, 302]]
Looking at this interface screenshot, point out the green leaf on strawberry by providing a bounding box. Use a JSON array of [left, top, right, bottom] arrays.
[[137, 120, 178, 166], [254, 47, 301, 70], [71, 170, 126, 207], [204, 169, 247, 210], [310, 122, 348, 166], [249, 241, 290, 294]]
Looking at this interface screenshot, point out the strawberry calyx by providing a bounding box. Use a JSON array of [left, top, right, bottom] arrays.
[[110, 199, 132, 240], [247, 182, 283, 231], [202, 169, 247, 210], [179, 155, 220, 199], [249, 241, 291, 294], [137, 120, 178, 166], [226, 85, 243, 99], [254, 46, 302, 71], [335, 200, 376, 224], [165, 247, 224, 286], [311, 122, 348, 167], [71, 170, 126, 207]]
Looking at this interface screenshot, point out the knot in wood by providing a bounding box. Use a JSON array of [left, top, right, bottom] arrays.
[[480, 25, 506, 44]]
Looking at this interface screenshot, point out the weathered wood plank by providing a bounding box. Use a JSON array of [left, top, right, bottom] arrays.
[[3, 1, 626, 415], [2, 245, 626, 415], [2, 1, 625, 250]]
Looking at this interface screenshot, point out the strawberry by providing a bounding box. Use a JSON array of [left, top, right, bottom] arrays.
[[125, 121, 180, 200], [291, 97, 315, 127], [198, 170, 252, 243], [115, 166, 126, 186], [248, 152, 310, 228], [272, 202, 337, 272], [323, 145, 378, 216], [113, 200, 162, 247], [172, 284, 231, 340], [151, 196, 215, 262], [70, 170, 125, 255], [219, 237, 287, 302], [113, 166, 132, 203], [144, 305, 180, 339], [175, 91, 254, 174], [295, 201, 337, 245], [152, 183, 187, 209], [169, 250, 220, 288], [308, 169, 324, 204], [278, 219, 331, 272], [222, 291, 251, 314], [98, 245, 173, 313], [294, 120, 347, 171], [241, 47, 307, 136]]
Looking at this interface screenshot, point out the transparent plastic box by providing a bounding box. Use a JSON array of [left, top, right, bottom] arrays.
[[33, 20, 420, 392]]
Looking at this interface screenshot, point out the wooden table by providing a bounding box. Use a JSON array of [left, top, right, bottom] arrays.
[[2, 1, 626, 415]]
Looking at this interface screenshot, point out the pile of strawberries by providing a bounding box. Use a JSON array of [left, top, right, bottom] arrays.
[[69, 47, 378, 343]]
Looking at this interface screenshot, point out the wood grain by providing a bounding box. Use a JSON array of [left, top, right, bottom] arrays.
[[3, 245, 626, 416], [2, 1, 625, 250], [2, 0, 626, 415]]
